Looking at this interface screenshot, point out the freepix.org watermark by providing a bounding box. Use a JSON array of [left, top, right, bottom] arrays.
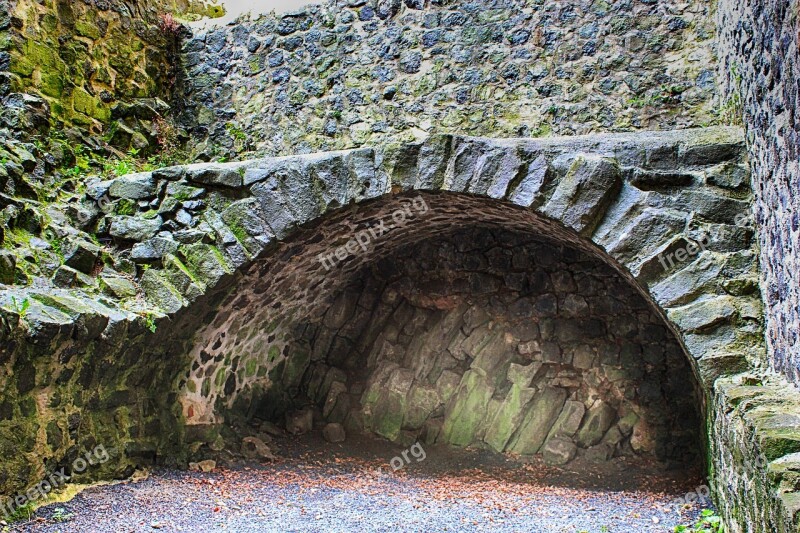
[[318, 196, 430, 271], [658, 213, 749, 271], [388, 442, 427, 472], [2, 445, 111, 520]]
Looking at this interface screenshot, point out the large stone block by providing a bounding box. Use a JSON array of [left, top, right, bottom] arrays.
[[507, 386, 567, 455], [441, 369, 495, 447], [541, 155, 622, 235]]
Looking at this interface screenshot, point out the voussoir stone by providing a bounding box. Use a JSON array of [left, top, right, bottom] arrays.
[[541, 155, 622, 235]]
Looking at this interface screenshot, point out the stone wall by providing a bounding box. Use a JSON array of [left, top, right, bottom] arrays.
[[710, 374, 800, 532], [293, 229, 700, 465], [716, 0, 800, 386], [713, 4, 800, 529], [3, 0, 180, 132], [180, 0, 721, 160]]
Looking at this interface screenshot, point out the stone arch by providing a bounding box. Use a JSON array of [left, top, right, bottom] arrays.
[[176, 191, 705, 464], [96, 126, 758, 465], [0, 126, 763, 492]]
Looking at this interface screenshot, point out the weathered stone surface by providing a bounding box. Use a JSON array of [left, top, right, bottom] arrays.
[[441, 369, 495, 447], [547, 400, 586, 441], [242, 436, 276, 460], [180, 0, 719, 162], [0, 250, 17, 284], [484, 384, 537, 453], [131, 237, 180, 262], [404, 384, 440, 431], [323, 423, 346, 443], [63, 239, 100, 274], [541, 156, 621, 235], [586, 443, 615, 462], [668, 296, 738, 333], [109, 215, 163, 241], [140, 270, 185, 314], [507, 387, 567, 455], [542, 437, 578, 465], [187, 165, 244, 188], [576, 401, 616, 448], [109, 173, 158, 200], [286, 408, 313, 435], [100, 275, 137, 299], [189, 460, 217, 473]]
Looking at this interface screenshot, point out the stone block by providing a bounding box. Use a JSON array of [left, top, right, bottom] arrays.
[[286, 408, 313, 435], [484, 384, 537, 452], [576, 401, 616, 448], [507, 386, 567, 455], [109, 172, 157, 200], [323, 423, 346, 443], [64, 239, 101, 274], [542, 436, 577, 465], [441, 369, 495, 447], [540, 155, 622, 235]]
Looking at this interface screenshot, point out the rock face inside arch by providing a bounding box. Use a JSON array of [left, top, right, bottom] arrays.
[[236, 228, 699, 466]]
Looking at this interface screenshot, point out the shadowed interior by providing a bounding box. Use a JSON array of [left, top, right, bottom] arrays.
[[177, 192, 702, 467]]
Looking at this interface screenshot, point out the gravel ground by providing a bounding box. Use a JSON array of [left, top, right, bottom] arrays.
[[10, 434, 712, 533]]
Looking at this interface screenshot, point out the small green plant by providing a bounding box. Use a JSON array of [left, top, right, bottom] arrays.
[[674, 509, 724, 533], [49, 238, 65, 263], [627, 96, 648, 108], [6, 501, 36, 522], [51, 507, 74, 523], [225, 123, 247, 142], [143, 314, 157, 333], [113, 159, 134, 176], [63, 165, 84, 178], [7, 296, 30, 316]]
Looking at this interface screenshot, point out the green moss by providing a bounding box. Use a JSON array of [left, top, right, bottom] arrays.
[[228, 220, 248, 245], [532, 123, 552, 137], [245, 359, 257, 377], [115, 199, 136, 216], [268, 345, 280, 362], [75, 20, 100, 40], [6, 501, 37, 523], [281, 347, 310, 389], [72, 88, 111, 121]]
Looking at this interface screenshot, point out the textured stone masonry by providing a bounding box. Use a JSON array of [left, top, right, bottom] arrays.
[[179, 0, 721, 160], [0, 126, 790, 532], [716, 0, 800, 387]]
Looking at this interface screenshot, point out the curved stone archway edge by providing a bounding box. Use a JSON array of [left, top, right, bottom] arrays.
[[110, 125, 763, 388], [1, 127, 799, 530]]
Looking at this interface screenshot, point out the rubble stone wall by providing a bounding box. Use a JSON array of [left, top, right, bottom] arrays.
[[716, 0, 800, 385], [179, 0, 721, 160], [292, 229, 700, 466]]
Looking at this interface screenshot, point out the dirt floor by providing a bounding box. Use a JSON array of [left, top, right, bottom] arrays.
[[11, 432, 714, 532]]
